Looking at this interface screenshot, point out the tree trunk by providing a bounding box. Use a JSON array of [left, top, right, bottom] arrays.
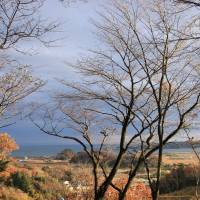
[[152, 191, 158, 200], [94, 188, 107, 200], [118, 158, 143, 200], [94, 149, 126, 199]]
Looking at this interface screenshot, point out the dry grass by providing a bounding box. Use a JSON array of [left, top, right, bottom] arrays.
[[0, 187, 34, 200], [162, 153, 198, 165]]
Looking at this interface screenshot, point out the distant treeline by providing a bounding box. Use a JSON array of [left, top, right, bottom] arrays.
[[55, 148, 157, 168]]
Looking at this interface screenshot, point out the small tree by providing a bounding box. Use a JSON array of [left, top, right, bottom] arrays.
[[10, 172, 34, 195], [0, 133, 18, 156], [0, 133, 18, 172]]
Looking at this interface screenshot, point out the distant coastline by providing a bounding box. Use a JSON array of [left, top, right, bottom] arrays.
[[11, 141, 200, 157], [11, 144, 82, 157]]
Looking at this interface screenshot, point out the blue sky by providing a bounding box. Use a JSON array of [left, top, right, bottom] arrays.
[[2, 0, 199, 145], [2, 0, 105, 145]]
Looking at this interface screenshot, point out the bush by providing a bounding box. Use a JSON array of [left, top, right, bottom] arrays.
[[56, 149, 76, 160], [159, 165, 197, 194], [70, 152, 91, 164], [62, 170, 73, 181], [70, 150, 117, 166], [9, 172, 34, 195]]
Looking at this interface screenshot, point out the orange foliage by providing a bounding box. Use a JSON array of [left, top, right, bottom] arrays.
[[0, 160, 44, 180], [0, 164, 36, 179], [0, 133, 18, 178], [0, 165, 18, 178], [66, 177, 152, 200], [0, 133, 18, 156], [105, 178, 152, 200]]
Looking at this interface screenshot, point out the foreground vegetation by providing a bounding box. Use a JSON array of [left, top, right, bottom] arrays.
[[0, 133, 200, 200], [0, 159, 152, 200], [1, 156, 200, 200]]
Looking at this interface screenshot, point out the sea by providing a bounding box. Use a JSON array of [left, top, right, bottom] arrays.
[[11, 144, 83, 158], [11, 144, 198, 158]]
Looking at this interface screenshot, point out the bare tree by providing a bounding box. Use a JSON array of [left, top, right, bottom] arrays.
[[31, 0, 200, 199], [175, 0, 200, 7], [0, 0, 59, 124], [0, 0, 59, 51], [183, 129, 200, 200], [0, 67, 44, 126]]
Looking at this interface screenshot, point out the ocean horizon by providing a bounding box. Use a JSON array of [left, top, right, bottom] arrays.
[[11, 144, 198, 158], [11, 144, 83, 157]]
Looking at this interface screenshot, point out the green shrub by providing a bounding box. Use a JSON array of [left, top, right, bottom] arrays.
[[10, 172, 34, 195]]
